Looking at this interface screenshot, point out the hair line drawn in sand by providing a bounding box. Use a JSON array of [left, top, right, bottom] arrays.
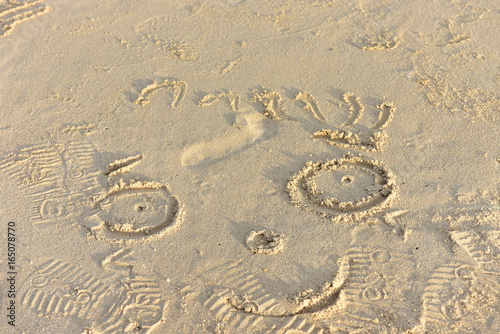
[[342, 92, 365, 127], [134, 79, 187, 107], [198, 91, 240, 113], [0, 0, 51, 37], [294, 91, 327, 123], [314, 94, 396, 152], [251, 89, 288, 121]]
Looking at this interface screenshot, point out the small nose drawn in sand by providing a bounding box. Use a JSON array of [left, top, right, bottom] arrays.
[[245, 230, 284, 255]]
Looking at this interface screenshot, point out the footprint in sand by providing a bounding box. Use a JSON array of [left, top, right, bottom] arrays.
[[451, 229, 500, 276], [0, 130, 108, 225], [203, 260, 332, 333], [19, 256, 168, 334], [420, 261, 500, 332], [181, 92, 278, 168]]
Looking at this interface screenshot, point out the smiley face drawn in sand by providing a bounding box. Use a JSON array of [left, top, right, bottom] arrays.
[[287, 153, 397, 223]]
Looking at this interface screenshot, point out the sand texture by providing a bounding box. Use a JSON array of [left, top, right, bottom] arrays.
[[0, 0, 499, 333]]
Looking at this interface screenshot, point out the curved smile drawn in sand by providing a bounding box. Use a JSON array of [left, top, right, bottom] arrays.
[[226, 257, 349, 318], [203, 260, 348, 333]]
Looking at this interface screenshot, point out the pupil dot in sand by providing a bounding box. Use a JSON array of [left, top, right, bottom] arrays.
[[134, 200, 151, 212], [246, 230, 284, 255], [341, 175, 353, 184]]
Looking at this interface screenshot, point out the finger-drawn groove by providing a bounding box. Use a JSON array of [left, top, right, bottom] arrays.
[[101, 249, 135, 276], [251, 90, 287, 120], [294, 92, 327, 123], [313, 129, 388, 152], [373, 101, 396, 129], [205, 287, 328, 334], [205, 259, 348, 320], [199, 91, 240, 112], [362, 40, 399, 51], [87, 180, 185, 246], [105, 154, 143, 176], [342, 93, 365, 126], [134, 79, 187, 107]]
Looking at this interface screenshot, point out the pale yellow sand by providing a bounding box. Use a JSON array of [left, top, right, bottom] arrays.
[[0, 0, 499, 333]]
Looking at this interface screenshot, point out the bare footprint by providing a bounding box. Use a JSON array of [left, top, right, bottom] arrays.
[[181, 111, 277, 168]]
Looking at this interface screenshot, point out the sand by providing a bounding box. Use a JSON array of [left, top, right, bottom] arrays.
[[0, 0, 499, 333]]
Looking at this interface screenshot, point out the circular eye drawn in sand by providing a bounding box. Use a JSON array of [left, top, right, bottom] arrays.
[[246, 230, 284, 255], [89, 180, 184, 245], [287, 154, 397, 223]]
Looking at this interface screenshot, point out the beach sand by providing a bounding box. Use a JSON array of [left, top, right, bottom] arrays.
[[0, 0, 499, 333]]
